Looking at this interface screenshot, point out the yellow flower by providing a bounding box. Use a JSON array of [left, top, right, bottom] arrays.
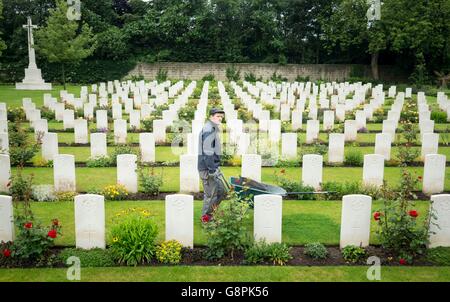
[[112, 237, 119, 242]]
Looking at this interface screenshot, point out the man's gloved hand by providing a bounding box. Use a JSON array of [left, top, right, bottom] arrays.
[[208, 169, 221, 179]]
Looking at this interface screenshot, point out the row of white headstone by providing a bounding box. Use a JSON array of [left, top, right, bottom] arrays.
[[1, 151, 446, 195], [1, 193, 449, 249]]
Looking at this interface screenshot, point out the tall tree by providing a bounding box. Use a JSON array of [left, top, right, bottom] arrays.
[[35, 0, 96, 88], [0, 0, 6, 57]]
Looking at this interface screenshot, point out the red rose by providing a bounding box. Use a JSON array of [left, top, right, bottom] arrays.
[[2, 249, 11, 257], [24, 222, 33, 229], [373, 212, 381, 221], [409, 210, 418, 218], [47, 229, 57, 239], [399, 258, 407, 265], [52, 219, 59, 226], [201, 214, 210, 223]]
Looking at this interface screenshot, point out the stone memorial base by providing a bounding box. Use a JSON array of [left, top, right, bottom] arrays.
[[16, 67, 52, 90]]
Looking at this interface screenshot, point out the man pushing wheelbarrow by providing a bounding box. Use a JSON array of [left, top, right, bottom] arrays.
[[197, 108, 228, 223]]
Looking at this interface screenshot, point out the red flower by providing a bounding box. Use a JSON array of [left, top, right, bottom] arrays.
[[24, 222, 33, 229], [2, 249, 11, 258], [373, 212, 381, 221], [399, 258, 407, 265], [47, 229, 57, 239], [52, 219, 59, 226], [418, 176, 422, 181], [201, 214, 211, 223], [409, 210, 418, 218]]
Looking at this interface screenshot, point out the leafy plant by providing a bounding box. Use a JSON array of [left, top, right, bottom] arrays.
[[109, 208, 158, 266], [8, 123, 41, 167], [9, 172, 34, 202], [102, 184, 129, 200], [155, 240, 183, 264], [373, 169, 431, 264], [431, 111, 447, 123], [55, 191, 76, 202], [31, 185, 56, 202], [244, 240, 292, 265], [202, 74, 215, 81], [274, 169, 315, 200], [156, 68, 168, 82], [58, 248, 115, 267], [304, 242, 328, 259], [344, 150, 363, 166], [203, 194, 250, 260], [11, 216, 61, 264], [226, 65, 241, 81], [109, 144, 139, 165], [341, 245, 366, 263], [86, 156, 111, 167], [139, 167, 163, 196]]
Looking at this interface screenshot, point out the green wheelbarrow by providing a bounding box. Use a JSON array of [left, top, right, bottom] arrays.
[[227, 176, 336, 206]]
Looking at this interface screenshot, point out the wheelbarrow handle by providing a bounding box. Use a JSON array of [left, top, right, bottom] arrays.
[[285, 191, 338, 195]]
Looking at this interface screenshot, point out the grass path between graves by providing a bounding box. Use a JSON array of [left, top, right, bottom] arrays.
[[0, 266, 449, 282], [12, 166, 450, 193], [26, 200, 431, 246]]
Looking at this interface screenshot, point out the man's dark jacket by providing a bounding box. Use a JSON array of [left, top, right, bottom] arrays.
[[197, 120, 221, 174]]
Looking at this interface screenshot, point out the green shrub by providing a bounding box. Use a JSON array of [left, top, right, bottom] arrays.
[[244, 240, 292, 265], [102, 184, 129, 200], [321, 181, 362, 200], [7, 107, 26, 122], [155, 240, 183, 264], [202, 74, 215, 81], [156, 68, 168, 82], [426, 247, 450, 266], [226, 65, 241, 81], [296, 75, 310, 82], [110, 208, 158, 266], [431, 111, 447, 123], [204, 196, 250, 260], [304, 242, 328, 259], [8, 123, 41, 167], [142, 117, 157, 132], [341, 245, 366, 263], [9, 172, 33, 202], [139, 167, 163, 196], [274, 170, 315, 200], [86, 156, 111, 167], [58, 248, 115, 267], [244, 72, 261, 82], [344, 150, 363, 166], [40, 108, 55, 121], [270, 72, 287, 82], [109, 144, 138, 165]]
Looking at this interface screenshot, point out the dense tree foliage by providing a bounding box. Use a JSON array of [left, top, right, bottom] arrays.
[[0, 0, 449, 83]]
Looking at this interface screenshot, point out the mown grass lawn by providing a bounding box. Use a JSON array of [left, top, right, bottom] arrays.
[[25, 199, 431, 246], [0, 266, 449, 282], [12, 165, 450, 192]]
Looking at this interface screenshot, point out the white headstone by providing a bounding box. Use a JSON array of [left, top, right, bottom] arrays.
[[129, 110, 141, 130], [90, 133, 107, 158], [41, 133, 58, 161], [363, 154, 384, 187], [323, 110, 335, 131], [344, 120, 357, 142], [0, 155, 11, 192], [423, 154, 446, 194], [63, 109, 75, 130], [0, 133, 9, 153], [165, 194, 194, 248], [382, 120, 396, 142], [269, 120, 281, 144], [429, 194, 450, 248], [74, 119, 88, 144], [74, 194, 105, 249], [113, 119, 127, 144], [139, 133, 155, 163], [306, 120, 319, 144], [281, 133, 297, 159], [53, 154, 76, 192], [328, 133, 345, 164], [241, 154, 261, 182], [254, 194, 282, 243], [96, 110, 108, 131], [117, 154, 138, 193], [0, 195, 14, 242], [339, 194, 372, 248], [302, 154, 322, 190], [374, 133, 392, 161], [153, 120, 166, 143], [0, 120, 7, 134], [421, 133, 439, 159], [180, 154, 199, 193], [291, 110, 302, 130]]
